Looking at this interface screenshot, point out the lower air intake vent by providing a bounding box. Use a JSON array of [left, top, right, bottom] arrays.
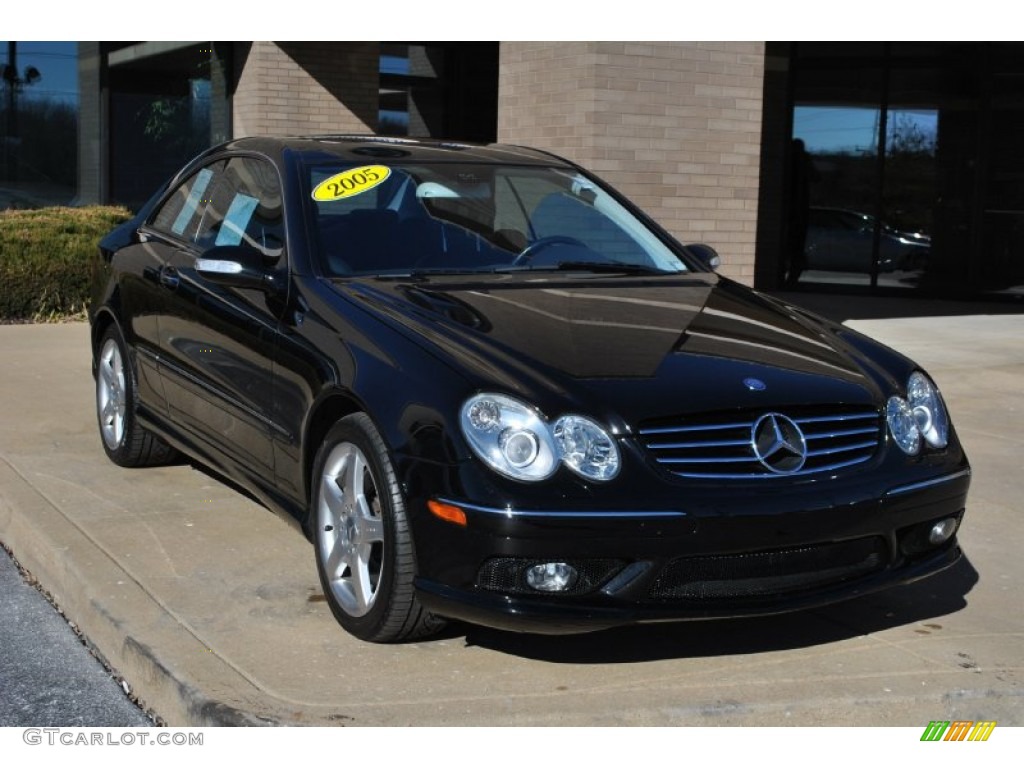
[[649, 537, 887, 601]]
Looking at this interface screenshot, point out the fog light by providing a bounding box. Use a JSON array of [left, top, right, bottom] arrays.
[[929, 517, 958, 545], [525, 562, 578, 592]]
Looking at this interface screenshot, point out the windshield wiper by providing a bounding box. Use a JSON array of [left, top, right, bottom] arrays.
[[367, 267, 494, 280], [358, 263, 679, 280], [494, 261, 673, 275]]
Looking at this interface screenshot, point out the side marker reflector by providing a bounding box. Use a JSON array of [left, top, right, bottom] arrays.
[[427, 500, 467, 527]]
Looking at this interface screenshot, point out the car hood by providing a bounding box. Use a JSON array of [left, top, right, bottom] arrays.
[[333, 273, 901, 427]]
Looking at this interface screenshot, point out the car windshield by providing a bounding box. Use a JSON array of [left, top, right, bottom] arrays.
[[304, 161, 689, 276]]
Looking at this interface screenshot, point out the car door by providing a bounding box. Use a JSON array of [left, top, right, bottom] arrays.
[[107, 231, 174, 417], [115, 166, 230, 417], [153, 154, 288, 484]]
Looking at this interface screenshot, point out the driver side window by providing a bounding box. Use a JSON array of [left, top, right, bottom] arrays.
[[151, 156, 284, 262], [151, 161, 224, 243]]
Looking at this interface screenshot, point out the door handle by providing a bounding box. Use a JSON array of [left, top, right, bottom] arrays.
[[159, 267, 180, 290]]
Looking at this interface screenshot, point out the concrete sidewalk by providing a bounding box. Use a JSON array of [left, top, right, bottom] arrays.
[[1, 313, 1022, 726]]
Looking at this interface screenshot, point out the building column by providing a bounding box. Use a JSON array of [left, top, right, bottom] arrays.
[[232, 42, 380, 138], [497, 42, 765, 286], [77, 42, 103, 205]]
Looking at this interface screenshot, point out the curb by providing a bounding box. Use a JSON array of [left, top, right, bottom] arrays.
[[0, 455, 280, 726]]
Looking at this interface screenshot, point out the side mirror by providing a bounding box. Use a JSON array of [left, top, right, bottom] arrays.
[[687, 243, 721, 271], [196, 245, 281, 293]]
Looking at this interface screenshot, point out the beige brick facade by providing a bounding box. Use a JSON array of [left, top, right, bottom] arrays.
[[498, 42, 765, 284], [233, 42, 379, 138]]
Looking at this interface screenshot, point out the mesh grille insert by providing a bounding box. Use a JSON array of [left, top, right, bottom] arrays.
[[649, 537, 887, 601]]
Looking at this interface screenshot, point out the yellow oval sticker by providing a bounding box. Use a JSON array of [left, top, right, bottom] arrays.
[[312, 165, 392, 201]]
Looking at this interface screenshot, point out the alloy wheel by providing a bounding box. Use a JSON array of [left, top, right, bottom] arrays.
[[97, 338, 127, 450], [316, 442, 385, 617]]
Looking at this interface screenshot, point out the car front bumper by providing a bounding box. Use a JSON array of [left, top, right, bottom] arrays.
[[411, 467, 971, 634]]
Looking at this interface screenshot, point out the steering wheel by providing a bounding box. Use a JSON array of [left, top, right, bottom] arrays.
[[511, 235, 587, 266]]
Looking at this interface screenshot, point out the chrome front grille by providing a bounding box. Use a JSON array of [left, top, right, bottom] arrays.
[[638, 406, 881, 479]]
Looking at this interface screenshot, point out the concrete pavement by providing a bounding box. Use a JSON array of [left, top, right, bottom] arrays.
[[0, 306, 1022, 726]]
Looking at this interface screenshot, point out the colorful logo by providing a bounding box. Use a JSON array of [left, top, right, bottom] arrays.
[[920, 720, 996, 741]]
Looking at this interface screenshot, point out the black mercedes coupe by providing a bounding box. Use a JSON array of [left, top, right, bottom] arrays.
[[90, 136, 971, 642]]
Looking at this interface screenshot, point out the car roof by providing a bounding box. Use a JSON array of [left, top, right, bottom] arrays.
[[211, 135, 576, 168]]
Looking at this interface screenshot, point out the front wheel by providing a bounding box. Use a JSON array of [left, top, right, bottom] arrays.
[[312, 413, 444, 642], [95, 325, 177, 467]]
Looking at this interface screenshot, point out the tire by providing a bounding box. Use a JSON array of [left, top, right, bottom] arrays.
[[95, 325, 178, 467], [312, 413, 444, 642]]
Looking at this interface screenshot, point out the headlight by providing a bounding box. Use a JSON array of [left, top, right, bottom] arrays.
[[460, 394, 619, 482], [553, 415, 620, 480], [886, 395, 921, 455], [907, 371, 948, 449], [886, 372, 949, 455], [461, 394, 558, 481]]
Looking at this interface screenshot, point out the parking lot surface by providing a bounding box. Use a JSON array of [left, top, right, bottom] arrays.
[[1, 308, 1021, 726]]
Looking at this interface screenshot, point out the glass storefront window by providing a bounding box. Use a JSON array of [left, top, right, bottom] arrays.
[[879, 107, 938, 290], [1, 41, 78, 209], [107, 42, 229, 211], [789, 64, 884, 288], [793, 106, 881, 288], [787, 42, 1024, 298], [981, 70, 1024, 294]]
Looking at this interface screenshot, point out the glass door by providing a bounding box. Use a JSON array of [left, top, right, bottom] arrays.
[[792, 104, 882, 287]]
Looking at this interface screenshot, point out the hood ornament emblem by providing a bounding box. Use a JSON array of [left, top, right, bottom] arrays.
[[743, 377, 767, 391]]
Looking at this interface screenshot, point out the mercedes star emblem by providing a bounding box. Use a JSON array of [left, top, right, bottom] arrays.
[[751, 413, 807, 474]]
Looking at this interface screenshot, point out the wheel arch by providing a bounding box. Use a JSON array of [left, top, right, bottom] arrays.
[[301, 389, 369, 533], [89, 306, 121, 374]]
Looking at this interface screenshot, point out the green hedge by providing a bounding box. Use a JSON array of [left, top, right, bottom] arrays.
[[0, 206, 133, 321]]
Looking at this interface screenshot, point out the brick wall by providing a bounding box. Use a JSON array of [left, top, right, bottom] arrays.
[[233, 42, 379, 138], [498, 42, 765, 284]]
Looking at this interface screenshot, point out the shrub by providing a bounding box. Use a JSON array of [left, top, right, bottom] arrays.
[[0, 206, 133, 321]]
